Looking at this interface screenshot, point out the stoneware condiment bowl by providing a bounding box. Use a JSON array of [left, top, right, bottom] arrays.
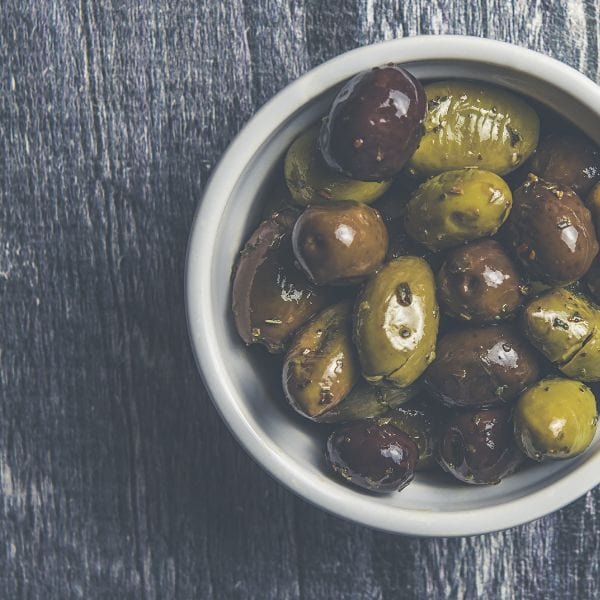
[[186, 36, 600, 536]]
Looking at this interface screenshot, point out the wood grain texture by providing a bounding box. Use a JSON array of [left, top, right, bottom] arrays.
[[0, 1, 598, 598]]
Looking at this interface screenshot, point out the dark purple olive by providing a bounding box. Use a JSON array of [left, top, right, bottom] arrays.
[[528, 132, 600, 196], [437, 240, 524, 324], [326, 422, 417, 493], [504, 177, 599, 285], [319, 66, 426, 181], [438, 407, 523, 485], [425, 325, 540, 408]]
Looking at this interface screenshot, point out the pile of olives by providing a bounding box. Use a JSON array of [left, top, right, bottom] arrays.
[[231, 65, 600, 493]]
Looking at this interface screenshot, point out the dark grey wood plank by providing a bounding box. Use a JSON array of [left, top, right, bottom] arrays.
[[0, 0, 599, 599]]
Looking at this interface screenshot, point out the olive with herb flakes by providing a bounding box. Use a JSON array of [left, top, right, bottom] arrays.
[[425, 325, 541, 408], [522, 287, 600, 382], [232, 209, 332, 353], [326, 421, 418, 493], [437, 239, 524, 323], [320, 65, 426, 181], [504, 177, 599, 286], [438, 407, 523, 485], [282, 302, 360, 420], [353, 256, 439, 387], [514, 378, 598, 461], [404, 168, 512, 251], [408, 80, 539, 177], [528, 132, 600, 196]]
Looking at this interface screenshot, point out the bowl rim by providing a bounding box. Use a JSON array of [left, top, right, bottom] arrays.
[[186, 35, 600, 537]]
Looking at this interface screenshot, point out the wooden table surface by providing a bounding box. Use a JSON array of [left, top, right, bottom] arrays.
[[2, 1, 599, 598]]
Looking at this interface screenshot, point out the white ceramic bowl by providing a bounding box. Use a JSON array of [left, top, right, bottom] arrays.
[[186, 36, 600, 536]]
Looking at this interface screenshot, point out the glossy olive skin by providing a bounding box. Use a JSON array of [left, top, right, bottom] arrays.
[[316, 380, 419, 423], [292, 202, 389, 285], [528, 132, 600, 196], [438, 407, 523, 484], [514, 378, 598, 460], [232, 210, 331, 353], [284, 125, 391, 205], [522, 288, 595, 364], [326, 422, 418, 493], [354, 256, 439, 387], [319, 66, 426, 181], [282, 302, 360, 420], [504, 177, 599, 285], [425, 325, 540, 408], [379, 399, 439, 470], [404, 168, 512, 251], [437, 240, 524, 323], [408, 81, 539, 177], [522, 288, 600, 381]]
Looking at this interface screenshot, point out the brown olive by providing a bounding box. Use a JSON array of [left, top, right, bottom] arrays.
[[437, 240, 524, 323], [438, 407, 523, 484], [504, 177, 599, 285], [319, 66, 426, 181], [292, 202, 388, 285], [232, 209, 332, 353], [326, 421, 417, 493], [528, 132, 600, 196], [425, 325, 541, 408]]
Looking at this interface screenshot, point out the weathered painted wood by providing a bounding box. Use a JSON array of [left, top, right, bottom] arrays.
[[0, 0, 598, 598]]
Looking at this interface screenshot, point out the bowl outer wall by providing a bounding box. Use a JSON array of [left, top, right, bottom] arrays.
[[186, 36, 600, 537]]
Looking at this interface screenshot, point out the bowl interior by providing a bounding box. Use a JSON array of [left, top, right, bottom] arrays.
[[193, 50, 600, 534]]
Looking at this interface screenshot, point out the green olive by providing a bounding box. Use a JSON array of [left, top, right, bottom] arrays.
[[522, 287, 600, 381], [514, 378, 598, 460], [353, 256, 439, 387], [378, 399, 439, 470], [404, 168, 512, 251], [283, 302, 360, 420], [284, 125, 391, 205], [316, 380, 419, 423], [407, 81, 539, 177]]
